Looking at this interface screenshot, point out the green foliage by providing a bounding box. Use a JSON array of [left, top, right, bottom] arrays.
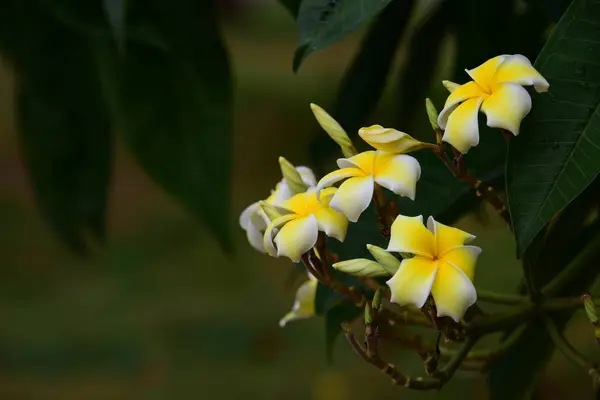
[[12, 8, 112, 254], [294, 0, 396, 71], [102, 0, 127, 50], [507, 0, 600, 254], [309, 0, 415, 171], [95, 1, 233, 251]]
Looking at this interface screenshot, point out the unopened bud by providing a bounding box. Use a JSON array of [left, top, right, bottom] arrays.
[[583, 294, 598, 324], [366, 244, 400, 275], [259, 201, 282, 221], [364, 302, 373, 325], [333, 258, 389, 277], [310, 103, 357, 157], [372, 288, 383, 311], [442, 80, 460, 93], [425, 98, 440, 131], [279, 156, 308, 195]]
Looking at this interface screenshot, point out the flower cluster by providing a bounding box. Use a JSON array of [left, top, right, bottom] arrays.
[[240, 54, 548, 326]]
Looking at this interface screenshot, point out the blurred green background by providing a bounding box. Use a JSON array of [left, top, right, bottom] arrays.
[[0, 1, 598, 399]]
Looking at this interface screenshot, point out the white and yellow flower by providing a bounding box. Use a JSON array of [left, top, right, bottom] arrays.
[[316, 151, 421, 222], [358, 125, 426, 154], [385, 215, 481, 322], [279, 272, 318, 327], [438, 54, 549, 154], [263, 188, 348, 262], [239, 166, 316, 253]]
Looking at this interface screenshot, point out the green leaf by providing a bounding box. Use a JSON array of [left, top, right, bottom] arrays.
[[507, 0, 600, 254], [103, 0, 127, 50], [293, 0, 397, 71], [278, 0, 301, 18], [94, 1, 234, 251], [324, 300, 361, 364], [309, 0, 415, 168], [13, 10, 112, 254]]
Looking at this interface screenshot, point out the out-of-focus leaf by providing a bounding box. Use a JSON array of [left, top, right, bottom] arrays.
[[324, 300, 361, 364], [507, 0, 600, 255], [293, 0, 397, 71], [278, 0, 301, 18], [11, 8, 112, 254], [395, 0, 451, 130], [94, 0, 234, 251], [103, 0, 127, 50], [309, 0, 415, 169]]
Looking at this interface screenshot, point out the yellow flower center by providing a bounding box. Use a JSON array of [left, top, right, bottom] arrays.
[[282, 189, 337, 217]]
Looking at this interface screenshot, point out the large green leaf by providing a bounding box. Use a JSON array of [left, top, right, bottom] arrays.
[[507, 0, 600, 254], [94, 1, 234, 251], [12, 8, 112, 254], [293, 0, 397, 71], [309, 0, 415, 171]]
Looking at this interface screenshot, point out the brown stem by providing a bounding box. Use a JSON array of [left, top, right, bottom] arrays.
[[433, 144, 510, 225]]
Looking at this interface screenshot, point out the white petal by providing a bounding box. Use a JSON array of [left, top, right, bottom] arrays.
[[494, 54, 550, 93], [316, 168, 364, 192], [329, 176, 374, 222], [442, 97, 482, 154], [274, 215, 319, 262], [386, 256, 437, 308], [245, 221, 266, 253], [481, 82, 532, 136], [374, 153, 421, 200], [263, 214, 297, 257], [296, 166, 317, 187], [431, 261, 477, 322], [279, 279, 318, 327]]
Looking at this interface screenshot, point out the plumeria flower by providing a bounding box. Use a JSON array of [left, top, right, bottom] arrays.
[[279, 272, 318, 327], [358, 125, 428, 154], [438, 54, 549, 154], [263, 188, 348, 262], [239, 166, 316, 252], [385, 215, 481, 322], [316, 151, 421, 222]]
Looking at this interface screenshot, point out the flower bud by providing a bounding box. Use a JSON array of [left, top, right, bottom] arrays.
[[310, 103, 357, 158], [259, 201, 282, 221], [372, 288, 383, 311], [366, 244, 400, 275], [442, 80, 460, 93], [333, 258, 389, 277], [358, 125, 427, 154], [425, 98, 440, 131], [279, 157, 309, 195]]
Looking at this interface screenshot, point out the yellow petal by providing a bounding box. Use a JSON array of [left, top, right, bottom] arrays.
[[440, 245, 481, 281], [337, 151, 376, 174], [438, 81, 486, 130], [494, 54, 549, 93], [373, 153, 421, 200], [279, 279, 318, 327], [481, 82, 532, 135], [316, 168, 365, 192], [274, 215, 319, 262], [430, 261, 477, 322], [281, 191, 315, 216], [442, 97, 483, 154], [358, 125, 423, 153], [313, 205, 348, 242], [465, 55, 507, 93], [387, 215, 435, 258], [329, 176, 374, 222], [386, 256, 437, 308], [263, 214, 297, 257], [426, 216, 475, 255]]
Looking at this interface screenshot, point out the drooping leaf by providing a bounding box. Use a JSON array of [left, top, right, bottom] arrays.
[[293, 0, 397, 71], [309, 0, 415, 169], [94, 0, 234, 251], [324, 299, 361, 364], [507, 0, 600, 254], [12, 8, 113, 254], [278, 0, 301, 18], [103, 0, 127, 50], [395, 0, 451, 131]]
